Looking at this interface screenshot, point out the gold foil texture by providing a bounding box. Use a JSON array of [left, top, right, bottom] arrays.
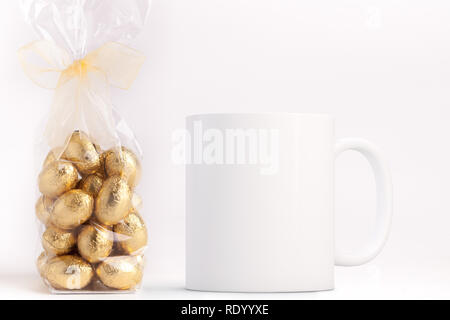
[[95, 176, 132, 226], [62, 131, 101, 175], [51, 190, 94, 230], [96, 255, 144, 290], [38, 161, 78, 198], [42, 226, 77, 255], [36, 131, 147, 292], [114, 211, 147, 255], [105, 147, 141, 189], [78, 223, 113, 263], [45, 255, 94, 290]]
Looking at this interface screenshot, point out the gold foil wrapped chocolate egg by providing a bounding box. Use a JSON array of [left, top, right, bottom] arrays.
[[62, 131, 100, 175], [95, 176, 132, 225], [45, 255, 93, 290], [105, 147, 141, 189], [35, 195, 55, 225], [96, 255, 143, 290], [51, 190, 93, 230], [43, 147, 64, 168], [37, 251, 49, 276], [93, 143, 107, 177], [97, 150, 107, 178], [77, 223, 113, 263], [38, 161, 78, 198], [114, 211, 147, 255], [79, 174, 103, 197], [42, 226, 77, 256]]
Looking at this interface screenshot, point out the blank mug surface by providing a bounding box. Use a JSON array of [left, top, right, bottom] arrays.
[[186, 113, 335, 292]]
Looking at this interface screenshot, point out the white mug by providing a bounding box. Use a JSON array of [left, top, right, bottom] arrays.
[[185, 113, 392, 292]]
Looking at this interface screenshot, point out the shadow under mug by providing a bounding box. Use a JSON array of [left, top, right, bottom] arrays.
[[185, 113, 392, 292]]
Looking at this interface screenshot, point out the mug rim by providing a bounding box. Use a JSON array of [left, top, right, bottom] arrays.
[[186, 112, 334, 120]]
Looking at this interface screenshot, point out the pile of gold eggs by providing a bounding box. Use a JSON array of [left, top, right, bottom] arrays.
[[36, 131, 147, 291]]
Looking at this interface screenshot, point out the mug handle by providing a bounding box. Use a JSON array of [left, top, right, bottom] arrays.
[[334, 138, 393, 266]]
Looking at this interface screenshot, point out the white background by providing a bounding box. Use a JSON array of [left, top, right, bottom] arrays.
[[1, 0, 450, 299]]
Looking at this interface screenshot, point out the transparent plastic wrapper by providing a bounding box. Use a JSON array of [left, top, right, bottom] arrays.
[[19, 0, 151, 293]]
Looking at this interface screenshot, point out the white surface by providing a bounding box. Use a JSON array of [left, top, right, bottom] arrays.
[[1, 264, 449, 299], [0, 0, 450, 299]]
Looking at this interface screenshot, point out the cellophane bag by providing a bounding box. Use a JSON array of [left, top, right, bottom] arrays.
[[19, 0, 151, 293]]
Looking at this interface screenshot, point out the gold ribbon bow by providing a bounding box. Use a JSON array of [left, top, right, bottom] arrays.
[[18, 40, 145, 149]]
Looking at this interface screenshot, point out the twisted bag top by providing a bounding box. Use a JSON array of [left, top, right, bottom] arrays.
[[18, 40, 145, 149]]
